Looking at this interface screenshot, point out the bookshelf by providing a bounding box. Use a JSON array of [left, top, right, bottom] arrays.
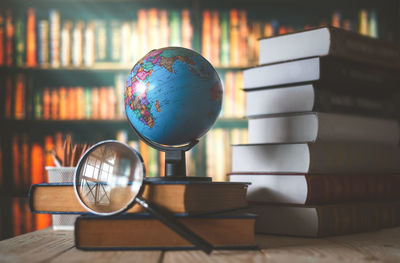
[[1, 0, 399, 241]]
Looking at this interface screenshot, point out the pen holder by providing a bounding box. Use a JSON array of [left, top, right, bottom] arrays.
[[46, 166, 79, 231]]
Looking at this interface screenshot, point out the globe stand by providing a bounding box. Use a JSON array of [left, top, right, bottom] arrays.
[[128, 122, 211, 182]]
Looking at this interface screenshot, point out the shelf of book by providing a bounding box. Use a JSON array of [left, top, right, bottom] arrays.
[[0, 0, 396, 242]]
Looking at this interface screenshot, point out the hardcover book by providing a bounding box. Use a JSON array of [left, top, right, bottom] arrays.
[[75, 213, 256, 250], [258, 26, 400, 69], [29, 181, 248, 214], [229, 173, 400, 205], [249, 202, 400, 237]]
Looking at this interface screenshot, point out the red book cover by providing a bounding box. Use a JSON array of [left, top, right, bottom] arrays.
[[14, 74, 26, 120], [4, 75, 13, 119], [50, 88, 59, 119], [26, 8, 37, 67], [5, 9, 14, 66], [30, 142, 44, 185], [91, 88, 100, 119], [201, 10, 212, 62]]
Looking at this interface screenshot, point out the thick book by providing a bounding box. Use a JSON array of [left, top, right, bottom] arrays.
[[247, 112, 399, 144], [245, 83, 398, 118], [258, 26, 400, 69], [75, 213, 256, 250], [231, 143, 400, 174], [249, 202, 400, 237], [29, 181, 248, 214], [243, 57, 400, 90], [229, 173, 400, 205]]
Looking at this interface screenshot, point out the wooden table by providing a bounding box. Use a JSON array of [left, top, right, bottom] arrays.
[[1, 227, 400, 263]]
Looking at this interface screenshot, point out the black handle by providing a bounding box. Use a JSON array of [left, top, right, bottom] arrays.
[[135, 196, 213, 254]]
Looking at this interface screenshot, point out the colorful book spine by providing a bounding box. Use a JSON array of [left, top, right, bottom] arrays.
[[201, 10, 212, 62], [5, 9, 14, 66], [49, 9, 60, 68], [14, 18, 25, 67], [14, 74, 26, 120], [169, 10, 181, 47], [211, 11, 220, 65], [38, 20, 49, 66], [181, 9, 192, 49], [72, 21, 84, 67], [94, 20, 107, 62], [26, 8, 37, 67], [61, 21, 72, 67], [110, 20, 121, 62], [0, 14, 4, 66], [83, 22, 95, 67]]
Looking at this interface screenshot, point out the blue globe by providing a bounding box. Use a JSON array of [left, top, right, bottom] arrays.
[[124, 47, 223, 146]]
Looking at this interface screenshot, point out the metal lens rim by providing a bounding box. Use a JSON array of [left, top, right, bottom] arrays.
[[73, 140, 146, 216]]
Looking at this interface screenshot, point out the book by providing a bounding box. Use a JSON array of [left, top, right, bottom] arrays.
[[258, 26, 399, 69], [247, 112, 399, 145], [231, 142, 400, 174], [249, 202, 400, 237], [243, 56, 400, 90], [26, 8, 36, 67], [245, 83, 399, 118], [37, 20, 49, 66], [229, 173, 400, 205], [14, 17, 25, 67], [49, 9, 60, 68], [29, 181, 248, 214], [5, 9, 14, 66], [75, 213, 256, 250]]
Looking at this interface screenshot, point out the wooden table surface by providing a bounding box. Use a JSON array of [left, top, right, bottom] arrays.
[[1, 227, 400, 263]]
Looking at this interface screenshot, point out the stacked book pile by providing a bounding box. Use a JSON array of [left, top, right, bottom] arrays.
[[29, 180, 256, 250], [230, 26, 400, 237]]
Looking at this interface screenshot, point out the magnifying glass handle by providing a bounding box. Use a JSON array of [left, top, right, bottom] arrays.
[[135, 196, 213, 254]]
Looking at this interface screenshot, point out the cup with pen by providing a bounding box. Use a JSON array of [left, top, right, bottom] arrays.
[[46, 139, 90, 230]]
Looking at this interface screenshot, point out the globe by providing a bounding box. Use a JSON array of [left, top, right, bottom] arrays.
[[124, 47, 223, 146]]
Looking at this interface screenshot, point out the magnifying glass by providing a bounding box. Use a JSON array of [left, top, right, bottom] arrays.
[[73, 140, 213, 254]]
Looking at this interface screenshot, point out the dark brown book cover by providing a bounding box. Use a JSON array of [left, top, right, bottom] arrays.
[[75, 213, 256, 250]]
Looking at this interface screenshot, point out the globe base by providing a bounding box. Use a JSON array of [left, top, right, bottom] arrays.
[[145, 176, 212, 182]]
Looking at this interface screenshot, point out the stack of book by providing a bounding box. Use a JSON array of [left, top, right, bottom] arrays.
[[229, 26, 400, 237], [29, 180, 256, 250]]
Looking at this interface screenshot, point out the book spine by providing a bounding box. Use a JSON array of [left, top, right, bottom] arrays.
[[0, 14, 4, 66], [169, 10, 181, 47], [306, 175, 400, 205], [181, 9, 192, 49], [319, 58, 400, 91], [219, 11, 230, 66], [61, 21, 72, 67], [5, 9, 14, 66], [201, 10, 212, 62], [318, 203, 400, 237], [313, 88, 399, 118], [83, 22, 95, 67], [38, 20, 49, 66], [72, 21, 84, 67], [229, 9, 240, 66], [14, 18, 25, 67], [329, 27, 400, 69], [26, 8, 37, 67], [14, 74, 26, 120], [49, 9, 60, 68], [210, 11, 220, 65]]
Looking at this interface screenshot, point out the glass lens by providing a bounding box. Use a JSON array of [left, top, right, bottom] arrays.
[[74, 141, 144, 215]]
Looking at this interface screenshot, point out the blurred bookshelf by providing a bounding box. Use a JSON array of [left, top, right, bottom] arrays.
[[0, 0, 399, 240]]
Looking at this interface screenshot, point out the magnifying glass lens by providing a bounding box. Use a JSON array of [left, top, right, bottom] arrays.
[[75, 142, 144, 215]]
